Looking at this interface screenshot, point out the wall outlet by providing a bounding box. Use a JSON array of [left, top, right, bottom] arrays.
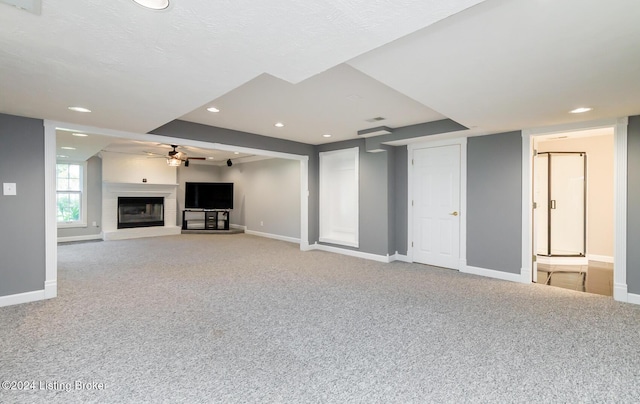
[[260, 221, 264, 226], [92, 221, 97, 227]]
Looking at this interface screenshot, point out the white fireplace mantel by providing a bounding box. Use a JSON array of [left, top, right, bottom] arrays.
[[102, 182, 181, 240]]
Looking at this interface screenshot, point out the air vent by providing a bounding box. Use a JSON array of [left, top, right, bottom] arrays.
[[0, 0, 41, 14], [365, 116, 386, 123]]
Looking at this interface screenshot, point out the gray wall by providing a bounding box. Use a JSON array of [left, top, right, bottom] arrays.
[[176, 163, 222, 226], [467, 132, 522, 274], [57, 156, 102, 239], [0, 113, 46, 296], [221, 158, 300, 239], [627, 115, 640, 294]]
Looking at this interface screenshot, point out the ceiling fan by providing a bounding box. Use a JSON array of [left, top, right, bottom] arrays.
[[166, 144, 205, 167]]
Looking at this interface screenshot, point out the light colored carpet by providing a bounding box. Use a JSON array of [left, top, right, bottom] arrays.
[[2, 234, 640, 403]]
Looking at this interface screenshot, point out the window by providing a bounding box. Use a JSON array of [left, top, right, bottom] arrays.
[[56, 162, 87, 227], [319, 147, 359, 247]]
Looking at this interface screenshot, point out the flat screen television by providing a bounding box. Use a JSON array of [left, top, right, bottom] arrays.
[[185, 182, 234, 210]]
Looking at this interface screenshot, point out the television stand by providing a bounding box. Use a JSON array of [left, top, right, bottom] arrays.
[[182, 209, 230, 231]]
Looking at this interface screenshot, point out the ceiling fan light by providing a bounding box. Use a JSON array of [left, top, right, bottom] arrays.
[[167, 157, 181, 166]]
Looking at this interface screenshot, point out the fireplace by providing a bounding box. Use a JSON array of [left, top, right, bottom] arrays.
[[117, 197, 164, 229]]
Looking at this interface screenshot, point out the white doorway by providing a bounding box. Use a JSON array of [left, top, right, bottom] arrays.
[[522, 117, 628, 302], [408, 138, 466, 270]]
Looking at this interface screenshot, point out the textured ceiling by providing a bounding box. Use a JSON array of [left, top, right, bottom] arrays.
[[0, 0, 483, 134], [1, 0, 640, 154]]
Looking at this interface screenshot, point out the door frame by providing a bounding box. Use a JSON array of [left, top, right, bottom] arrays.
[[522, 117, 628, 302], [408, 137, 467, 269]]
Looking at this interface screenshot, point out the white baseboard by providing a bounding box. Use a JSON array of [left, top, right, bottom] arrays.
[[300, 241, 313, 251], [103, 226, 181, 241], [310, 243, 392, 263], [44, 280, 57, 299], [57, 234, 102, 243], [0, 289, 46, 308], [587, 254, 614, 264], [461, 265, 525, 283], [245, 229, 300, 244], [614, 283, 629, 303], [536, 256, 588, 266], [230, 224, 247, 231], [626, 292, 640, 305], [391, 253, 411, 263]]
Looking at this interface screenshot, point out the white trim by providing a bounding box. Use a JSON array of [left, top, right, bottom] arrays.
[[407, 137, 467, 268], [44, 121, 58, 300], [300, 158, 309, 247], [319, 147, 359, 248], [536, 256, 589, 266], [627, 293, 640, 306], [229, 223, 247, 231], [461, 265, 526, 284], [391, 253, 411, 263], [613, 117, 628, 302], [587, 254, 615, 264], [310, 243, 392, 263], [103, 226, 182, 240], [0, 289, 46, 308], [57, 234, 103, 243], [44, 280, 57, 299], [245, 229, 300, 244], [522, 117, 628, 302]]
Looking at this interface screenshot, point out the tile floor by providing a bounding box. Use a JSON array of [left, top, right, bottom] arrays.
[[537, 261, 613, 296]]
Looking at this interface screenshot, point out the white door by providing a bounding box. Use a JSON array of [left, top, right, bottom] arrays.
[[412, 144, 461, 269]]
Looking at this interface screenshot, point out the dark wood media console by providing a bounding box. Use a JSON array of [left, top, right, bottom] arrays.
[[182, 210, 229, 231]]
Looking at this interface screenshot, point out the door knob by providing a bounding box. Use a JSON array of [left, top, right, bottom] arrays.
[[450, 211, 458, 216]]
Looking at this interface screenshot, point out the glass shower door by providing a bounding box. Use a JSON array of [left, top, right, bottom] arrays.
[[536, 152, 586, 257]]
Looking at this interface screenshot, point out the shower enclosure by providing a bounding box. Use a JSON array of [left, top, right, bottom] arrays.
[[535, 152, 587, 257]]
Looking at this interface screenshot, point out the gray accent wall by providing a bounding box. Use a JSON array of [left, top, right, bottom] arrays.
[[0, 113, 46, 296], [57, 156, 103, 239], [221, 158, 300, 239], [467, 132, 522, 274], [627, 115, 640, 294]]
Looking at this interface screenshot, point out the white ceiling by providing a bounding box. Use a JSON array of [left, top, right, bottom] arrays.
[[2, 0, 640, 154]]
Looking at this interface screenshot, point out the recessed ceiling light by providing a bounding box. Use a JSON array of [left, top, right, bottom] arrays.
[[274, 122, 285, 128], [132, 0, 169, 10], [234, 152, 240, 155], [61, 146, 76, 150], [570, 107, 592, 114], [68, 106, 91, 113], [322, 134, 332, 138], [57, 155, 68, 158], [208, 157, 215, 160], [72, 133, 88, 137], [206, 106, 220, 113]]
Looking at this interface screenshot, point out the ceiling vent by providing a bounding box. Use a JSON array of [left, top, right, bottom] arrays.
[[0, 0, 41, 14], [365, 116, 386, 123]]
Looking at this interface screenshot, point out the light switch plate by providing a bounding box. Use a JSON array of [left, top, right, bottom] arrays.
[[3, 183, 17, 196]]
